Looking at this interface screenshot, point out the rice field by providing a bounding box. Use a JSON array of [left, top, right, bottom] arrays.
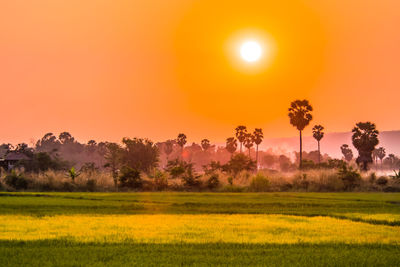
[[0, 192, 399, 266]]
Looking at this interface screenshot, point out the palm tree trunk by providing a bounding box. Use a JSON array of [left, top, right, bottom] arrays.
[[256, 144, 259, 169], [318, 141, 321, 164], [299, 130, 302, 169], [240, 142, 242, 153], [248, 148, 251, 157]]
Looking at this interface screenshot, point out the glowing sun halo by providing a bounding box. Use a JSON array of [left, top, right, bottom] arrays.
[[240, 41, 262, 62]]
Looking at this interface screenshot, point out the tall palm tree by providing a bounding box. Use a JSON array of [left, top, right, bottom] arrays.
[[288, 100, 313, 169], [176, 133, 187, 160], [201, 139, 211, 151], [243, 133, 254, 157], [312, 125, 324, 164], [225, 137, 237, 158], [253, 128, 263, 168], [235, 126, 247, 153], [352, 122, 379, 171]]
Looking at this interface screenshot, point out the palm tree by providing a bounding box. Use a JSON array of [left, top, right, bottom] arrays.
[[288, 100, 313, 169], [340, 144, 353, 162], [243, 133, 254, 157], [312, 125, 324, 164], [176, 133, 187, 159], [352, 122, 379, 171], [201, 139, 211, 151], [235, 126, 247, 153], [376, 147, 386, 168], [253, 128, 263, 167], [225, 137, 237, 157]]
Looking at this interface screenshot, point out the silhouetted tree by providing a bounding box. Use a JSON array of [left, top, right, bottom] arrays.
[[225, 137, 237, 157], [223, 153, 256, 178], [235, 126, 247, 153], [201, 139, 211, 151], [176, 133, 187, 159], [253, 128, 263, 168], [341, 144, 353, 162], [376, 147, 386, 168], [86, 140, 97, 154], [59, 132, 74, 144], [121, 138, 159, 174], [312, 125, 324, 164], [288, 100, 313, 169], [104, 142, 122, 190], [243, 133, 254, 157], [352, 122, 379, 171]]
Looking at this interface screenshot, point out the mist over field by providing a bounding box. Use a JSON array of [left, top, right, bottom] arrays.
[[263, 130, 400, 158]]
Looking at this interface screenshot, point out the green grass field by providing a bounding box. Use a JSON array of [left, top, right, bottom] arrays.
[[0, 192, 399, 266]]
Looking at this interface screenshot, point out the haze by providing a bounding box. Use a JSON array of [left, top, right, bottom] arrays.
[[1, 0, 400, 144]]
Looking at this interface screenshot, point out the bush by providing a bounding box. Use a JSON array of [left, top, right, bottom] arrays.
[[376, 176, 388, 186], [85, 179, 97, 192], [206, 174, 220, 190], [119, 166, 142, 189], [223, 154, 256, 177], [182, 168, 201, 190], [150, 170, 169, 191], [4, 172, 29, 190], [293, 174, 310, 191], [165, 160, 191, 178], [249, 174, 270, 192], [337, 166, 361, 191]]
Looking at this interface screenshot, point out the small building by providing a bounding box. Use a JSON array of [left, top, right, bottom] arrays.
[[0, 152, 31, 171]]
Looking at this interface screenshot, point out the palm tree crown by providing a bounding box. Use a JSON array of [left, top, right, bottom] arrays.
[[235, 125, 247, 152], [312, 125, 324, 141], [288, 100, 313, 131], [201, 139, 211, 151], [225, 137, 237, 155]]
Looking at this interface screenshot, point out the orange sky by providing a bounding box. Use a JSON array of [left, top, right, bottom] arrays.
[[1, 0, 399, 145]]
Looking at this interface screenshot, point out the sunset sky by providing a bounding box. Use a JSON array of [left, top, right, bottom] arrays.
[[1, 0, 399, 145]]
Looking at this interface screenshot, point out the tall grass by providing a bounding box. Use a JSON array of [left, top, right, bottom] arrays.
[[1, 169, 399, 192]]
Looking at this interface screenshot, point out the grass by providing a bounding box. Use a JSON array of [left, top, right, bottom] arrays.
[[0, 192, 399, 266]]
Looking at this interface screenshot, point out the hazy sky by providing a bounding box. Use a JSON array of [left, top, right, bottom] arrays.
[[1, 0, 399, 145]]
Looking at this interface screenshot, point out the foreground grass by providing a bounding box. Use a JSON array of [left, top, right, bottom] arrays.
[[1, 241, 399, 267], [0, 192, 399, 216], [0, 192, 399, 266], [1, 214, 399, 244]]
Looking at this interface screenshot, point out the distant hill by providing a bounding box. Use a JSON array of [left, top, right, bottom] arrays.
[[262, 130, 400, 158]]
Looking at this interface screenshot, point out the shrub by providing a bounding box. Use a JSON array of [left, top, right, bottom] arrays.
[[150, 170, 169, 191], [85, 179, 97, 192], [62, 181, 76, 192], [119, 166, 142, 189], [206, 174, 220, 190], [337, 166, 361, 191], [4, 171, 29, 190], [165, 160, 191, 178], [181, 168, 201, 189], [223, 154, 256, 177], [293, 174, 310, 191], [249, 174, 270, 192], [376, 176, 388, 186]]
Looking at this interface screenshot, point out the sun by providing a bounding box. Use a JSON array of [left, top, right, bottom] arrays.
[[240, 41, 262, 62]]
